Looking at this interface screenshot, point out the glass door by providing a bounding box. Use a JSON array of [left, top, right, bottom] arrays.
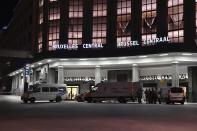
[[67, 86, 79, 100]]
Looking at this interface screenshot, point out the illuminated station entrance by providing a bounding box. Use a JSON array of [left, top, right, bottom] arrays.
[[10, 53, 197, 102]]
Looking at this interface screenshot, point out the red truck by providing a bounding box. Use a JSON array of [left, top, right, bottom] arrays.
[[83, 82, 142, 103]]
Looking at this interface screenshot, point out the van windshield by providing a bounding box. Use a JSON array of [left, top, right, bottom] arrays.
[[170, 87, 183, 93], [58, 87, 66, 92]]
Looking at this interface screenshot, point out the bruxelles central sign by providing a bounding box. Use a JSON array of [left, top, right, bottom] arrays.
[[53, 43, 104, 50], [53, 36, 170, 50]]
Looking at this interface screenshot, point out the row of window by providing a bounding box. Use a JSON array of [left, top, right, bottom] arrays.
[[38, 0, 185, 52]]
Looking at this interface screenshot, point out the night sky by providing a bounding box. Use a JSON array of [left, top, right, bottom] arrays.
[[0, 0, 19, 29]]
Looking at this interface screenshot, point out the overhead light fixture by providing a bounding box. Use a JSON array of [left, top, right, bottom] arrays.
[[79, 59, 87, 61], [171, 61, 179, 64], [139, 56, 147, 58], [47, 59, 52, 62], [99, 58, 107, 60], [159, 53, 168, 56], [60, 59, 68, 61], [58, 66, 64, 68], [182, 53, 192, 56], [38, 62, 42, 65], [132, 64, 138, 66], [119, 57, 127, 59]]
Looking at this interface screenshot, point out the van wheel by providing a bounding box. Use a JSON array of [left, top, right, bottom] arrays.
[[30, 98, 35, 103], [118, 97, 126, 103], [49, 100, 54, 102], [23, 100, 28, 103], [181, 102, 184, 105], [56, 96, 62, 102]]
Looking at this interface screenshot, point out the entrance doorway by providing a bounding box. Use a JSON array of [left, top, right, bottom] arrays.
[[67, 86, 79, 100]]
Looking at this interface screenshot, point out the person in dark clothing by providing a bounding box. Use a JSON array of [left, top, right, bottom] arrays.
[[137, 88, 143, 103], [145, 89, 149, 104], [152, 89, 158, 104]]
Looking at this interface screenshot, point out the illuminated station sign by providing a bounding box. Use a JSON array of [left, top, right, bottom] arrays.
[[53, 43, 104, 50], [53, 36, 170, 50], [117, 36, 170, 48]]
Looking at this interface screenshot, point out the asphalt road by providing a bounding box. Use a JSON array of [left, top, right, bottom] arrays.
[[0, 95, 197, 131]]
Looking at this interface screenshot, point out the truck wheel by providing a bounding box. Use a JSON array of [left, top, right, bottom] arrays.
[[23, 100, 28, 103], [30, 98, 35, 103], [181, 102, 184, 105], [56, 96, 62, 102], [86, 97, 92, 103]]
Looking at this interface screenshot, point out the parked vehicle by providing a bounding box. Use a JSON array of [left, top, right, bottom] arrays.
[[159, 87, 185, 105], [75, 92, 88, 102], [83, 82, 142, 103], [21, 84, 68, 103]]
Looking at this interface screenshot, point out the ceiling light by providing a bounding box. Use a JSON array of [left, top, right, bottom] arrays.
[[159, 54, 168, 56], [99, 58, 107, 60], [79, 59, 87, 61], [38, 62, 42, 65], [60, 59, 68, 61], [47, 59, 52, 62], [171, 61, 179, 64], [182, 53, 192, 56], [119, 57, 127, 59], [139, 56, 147, 58]]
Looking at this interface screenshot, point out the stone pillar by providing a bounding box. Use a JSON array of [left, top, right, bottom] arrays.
[[188, 66, 197, 102], [132, 65, 139, 82], [95, 66, 101, 85], [58, 66, 64, 84], [172, 63, 179, 87], [47, 68, 55, 84]]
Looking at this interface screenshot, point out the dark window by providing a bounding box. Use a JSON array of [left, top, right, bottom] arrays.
[[50, 87, 58, 92], [143, 83, 157, 88], [117, 74, 128, 82], [42, 87, 49, 92]]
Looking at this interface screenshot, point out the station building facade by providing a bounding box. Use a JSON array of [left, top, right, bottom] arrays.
[[8, 0, 197, 102]]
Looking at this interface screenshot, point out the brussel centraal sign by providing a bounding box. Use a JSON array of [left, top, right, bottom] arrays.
[[117, 36, 170, 48]]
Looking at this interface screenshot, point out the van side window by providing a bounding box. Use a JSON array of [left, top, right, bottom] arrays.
[[34, 88, 41, 92], [50, 87, 58, 92], [42, 87, 49, 92]]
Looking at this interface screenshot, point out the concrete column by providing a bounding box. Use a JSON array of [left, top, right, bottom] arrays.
[[132, 65, 139, 82], [95, 66, 101, 85], [47, 68, 55, 84], [58, 66, 64, 84], [172, 62, 179, 87]]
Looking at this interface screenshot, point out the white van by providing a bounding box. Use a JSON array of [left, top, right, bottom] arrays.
[[159, 87, 185, 105], [21, 84, 68, 103]]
